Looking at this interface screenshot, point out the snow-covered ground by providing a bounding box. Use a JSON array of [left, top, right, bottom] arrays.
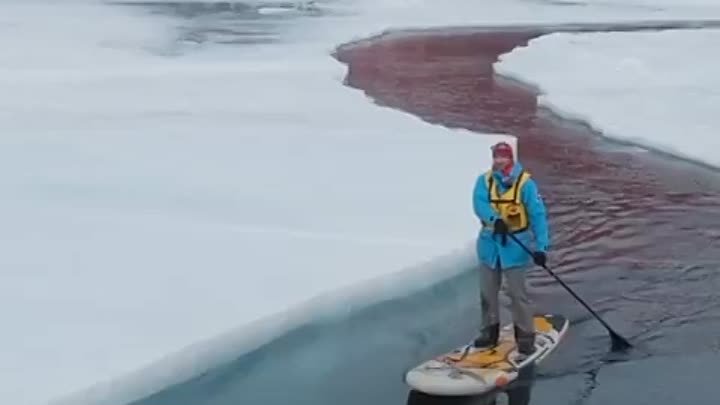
[[3, 0, 720, 404], [1, 3, 505, 405], [495, 28, 720, 169]]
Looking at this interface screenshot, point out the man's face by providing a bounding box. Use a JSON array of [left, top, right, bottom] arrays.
[[493, 154, 512, 171]]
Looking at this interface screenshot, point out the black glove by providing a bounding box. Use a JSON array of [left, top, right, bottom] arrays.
[[493, 218, 509, 246], [493, 218, 509, 235], [533, 251, 547, 267]]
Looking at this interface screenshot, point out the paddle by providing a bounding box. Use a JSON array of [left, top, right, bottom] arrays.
[[507, 233, 633, 352]]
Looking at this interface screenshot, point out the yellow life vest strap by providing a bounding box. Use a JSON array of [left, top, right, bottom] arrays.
[[487, 169, 528, 204], [483, 170, 531, 234]]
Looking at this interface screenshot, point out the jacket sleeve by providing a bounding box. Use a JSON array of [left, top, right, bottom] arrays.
[[521, 178, 550, 251], [473, 175, 501, 224]]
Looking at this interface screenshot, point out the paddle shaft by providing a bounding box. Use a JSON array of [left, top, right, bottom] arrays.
[[506, 232, 632, 350]]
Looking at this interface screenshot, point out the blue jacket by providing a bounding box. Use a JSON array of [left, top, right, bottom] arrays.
[[472, 161, 550, 270]]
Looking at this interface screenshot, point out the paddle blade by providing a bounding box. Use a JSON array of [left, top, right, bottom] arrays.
[[610, 331, 632, 352]]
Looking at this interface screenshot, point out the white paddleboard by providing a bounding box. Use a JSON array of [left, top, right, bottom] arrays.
[[405, 313, 569, 396]]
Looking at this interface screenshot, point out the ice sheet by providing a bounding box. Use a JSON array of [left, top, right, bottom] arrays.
[[1, 2, 508, 405], [495, 28, 720, 169]]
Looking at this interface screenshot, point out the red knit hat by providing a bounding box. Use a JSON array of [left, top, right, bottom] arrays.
[[491, 142, 514, 159]]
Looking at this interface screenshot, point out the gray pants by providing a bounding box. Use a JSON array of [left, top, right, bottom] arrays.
[[480, 263, 534, 333]]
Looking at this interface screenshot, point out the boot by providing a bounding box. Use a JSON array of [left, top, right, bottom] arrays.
[[514, 326, 536, 361], [473, 323, 499, 348]]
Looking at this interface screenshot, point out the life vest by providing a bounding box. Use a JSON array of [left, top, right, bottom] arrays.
[[483, 169, 531, 233]]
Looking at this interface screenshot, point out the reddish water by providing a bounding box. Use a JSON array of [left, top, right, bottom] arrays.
[[335, 30, 720, 359]]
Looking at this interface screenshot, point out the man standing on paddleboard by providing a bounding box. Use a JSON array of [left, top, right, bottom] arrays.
[[471, 141, 550, 360]]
